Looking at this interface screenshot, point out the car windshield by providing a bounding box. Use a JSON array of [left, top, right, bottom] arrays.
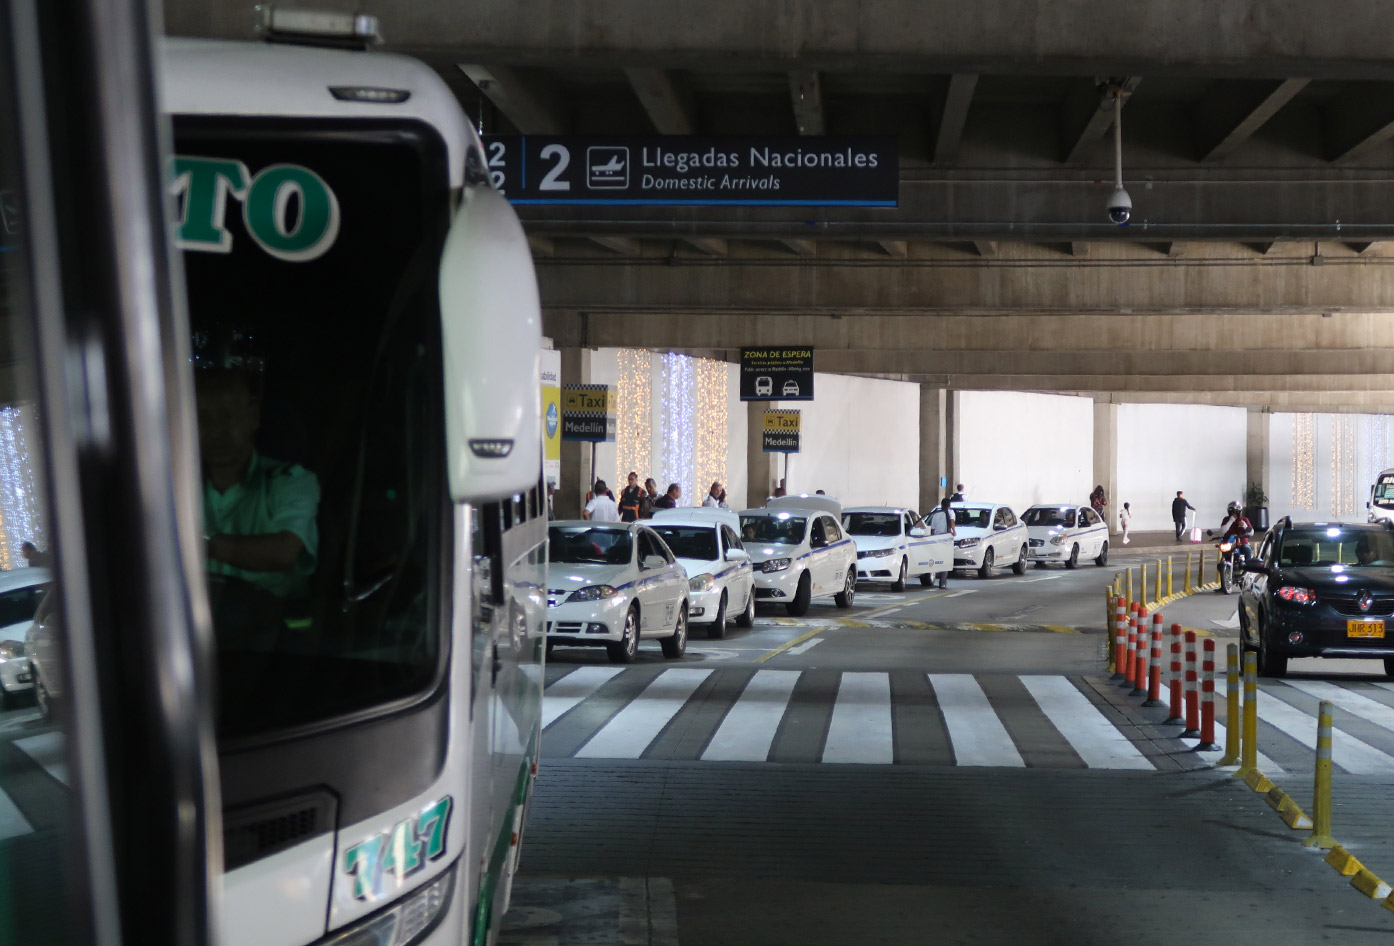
[[549, 526, 633, 565], [1279, 529, 1394, 567], [953, 508, 992, 529], [740, 515, 806, 544], [1376, 476, 1394, 505], [843, 513, 900, 537], [1024, 507, 1075, 527], [0, 582, 45, 631], [651, 526, 719, 561]]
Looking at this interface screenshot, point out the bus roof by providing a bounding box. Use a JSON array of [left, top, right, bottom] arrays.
[[159, 38, 477, 190]]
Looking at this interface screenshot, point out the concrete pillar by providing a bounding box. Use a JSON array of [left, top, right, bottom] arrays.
[[1093, 399, 1119, 533], [557, 347, 592, 519], [1246, 408, 1271, 514], [946, 390, 961, 497], [919, 387, 948, 513], [746, 401, 774, 508]]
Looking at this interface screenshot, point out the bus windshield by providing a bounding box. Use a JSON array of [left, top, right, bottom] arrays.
[[1375, 475, 1394, 505], [177, 117, 451, 742]]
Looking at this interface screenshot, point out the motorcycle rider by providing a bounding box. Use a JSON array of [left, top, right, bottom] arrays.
[[1218, 500, 1256, 563]]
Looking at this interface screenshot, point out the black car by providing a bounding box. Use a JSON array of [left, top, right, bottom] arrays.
[[1239, 518, 1394, 677]]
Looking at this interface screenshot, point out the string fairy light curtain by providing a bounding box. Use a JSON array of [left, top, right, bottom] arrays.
[[1290, 413, 1315, 511], [615, 349, 652, 489], [0, 404, 46, 569]]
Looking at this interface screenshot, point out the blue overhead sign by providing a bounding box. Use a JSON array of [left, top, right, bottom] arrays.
[[481, 136, 897, 207]]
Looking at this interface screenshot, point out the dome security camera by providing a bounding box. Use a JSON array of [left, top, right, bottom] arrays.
[[1108, 185, 1132, 225]]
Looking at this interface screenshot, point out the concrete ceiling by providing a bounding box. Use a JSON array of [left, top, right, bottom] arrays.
[[162, 0, 1394, 412]]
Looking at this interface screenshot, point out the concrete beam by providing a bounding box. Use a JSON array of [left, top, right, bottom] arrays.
[[457, 64, 567, 133], [788, 71, 826, 136], [778, 239, 818, 257], [1162, 242, 1188, 257], [932, 73, 978, 165], [833, 371, 1394, 394], [680, 237, 728, 256], [625, 67, 697, 135], [1061, 77, 1139, 164], [1195, 78, 1310, 162], [1326, 82, 1394, 162], [972, 241, 998, 258], [1348, 241, 1381, 255], [527, 235, 556, 257], [1069, 241, 1091, 258], [587, 235, 643, 255], [876, 240, 909, 258]]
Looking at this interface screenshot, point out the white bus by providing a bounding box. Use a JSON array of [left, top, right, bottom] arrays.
[[0, 8, 545, 946], [1370, 468, 1394, 524]]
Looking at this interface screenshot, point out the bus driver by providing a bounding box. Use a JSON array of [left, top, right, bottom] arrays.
[[196, 367, 320, 600]]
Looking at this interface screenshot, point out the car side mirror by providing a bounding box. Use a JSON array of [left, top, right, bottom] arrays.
[[725, 548, 748, 562], [1240, 561, 1267, 574], [642, 555, 667, 570], [909, 527, 929, 538]]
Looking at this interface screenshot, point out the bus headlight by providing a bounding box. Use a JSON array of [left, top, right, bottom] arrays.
[[568, 585, 618, 602], [324, 863, 454, 946], [689, 574, 715, 592]]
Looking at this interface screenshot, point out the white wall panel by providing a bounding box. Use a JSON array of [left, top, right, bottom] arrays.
[[956, 392, 1094, 516], [1116, 404, 1247, 532]]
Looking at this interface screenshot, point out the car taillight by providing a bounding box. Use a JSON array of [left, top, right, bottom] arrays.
[[1276, 586, 1316, 605]]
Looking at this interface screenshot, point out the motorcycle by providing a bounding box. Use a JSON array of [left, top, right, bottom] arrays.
[[1216, 541, 1236, 594]]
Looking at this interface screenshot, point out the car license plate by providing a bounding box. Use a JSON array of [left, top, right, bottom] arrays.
[[1347, 619, 1386, 639]]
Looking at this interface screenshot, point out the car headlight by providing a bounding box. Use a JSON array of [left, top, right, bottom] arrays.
[[324, 863, 455, 946], [0, 641, 21, 660], [762, 558, 792, 573], [954, 538, 979, 549], [1276, 586, 1317, 605], [569, 584, 619, 602], [689, 574, 715, 592], [866, 548, 896, 558], [1049, 534, 1069, 546]]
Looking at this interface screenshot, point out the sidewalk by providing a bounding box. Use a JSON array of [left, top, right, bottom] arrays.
[[1110, 529, 1215, 553]]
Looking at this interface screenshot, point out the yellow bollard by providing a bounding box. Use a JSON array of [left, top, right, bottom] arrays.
[[1198, 549, 1207, 588], [1125, 568, 1133, 605], [1235, 651, 1258, 779], [1141, 563, 1148, 604], [1218, 644, 1241, 765], [1184, 552, 1192, 594], [1166, 556, 1173, 598], [1155, 559, 1163, 602], [1304, 700, 1337, 849]]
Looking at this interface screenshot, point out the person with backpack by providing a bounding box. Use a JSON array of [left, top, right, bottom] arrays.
[[618, 471, 644, 522]]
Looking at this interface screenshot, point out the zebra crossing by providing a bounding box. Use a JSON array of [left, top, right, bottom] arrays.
[[542, 665, 1394, 774]]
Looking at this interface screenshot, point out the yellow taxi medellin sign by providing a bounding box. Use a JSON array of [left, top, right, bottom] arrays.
[[762, 409, 800, 453], [561, 384, 616, 442]]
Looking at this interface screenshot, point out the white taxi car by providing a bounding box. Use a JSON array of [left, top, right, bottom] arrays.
[[0, 568, 48, 709], [651, 508, 756, 639], [1024, 503, 1111, 568], [546, 521, 691, 663], [951, 502, 1030, 577], [740, 495, 858, 616], [842, 506, 953, 590]]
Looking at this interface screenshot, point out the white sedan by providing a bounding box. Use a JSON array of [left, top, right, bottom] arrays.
[[1024, 503, 1111, 568], [0, 568, 48, 709], [739, 497, 859, 616], [842, 506, 952, 590], [951, 503, 1030, 577], [650, 508, 756, 638], [546, 521, 691, 663]]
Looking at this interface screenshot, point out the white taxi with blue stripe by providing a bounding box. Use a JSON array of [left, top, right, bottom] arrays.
[[650, 508, 756, 638], [842, 506, 953, 590], [1023, 503, 1111, 568], [546, 521, 690, 663], [0, 568, 48, 709], [739, 495, 859, 616]]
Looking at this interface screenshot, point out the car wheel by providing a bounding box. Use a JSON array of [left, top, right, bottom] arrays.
[[735, 589, 756, 628], [786, 573, 811, 616], [891, 559, 907, 593], [1095, 541, 1109, 566], [35, 674, 53, 722], [919, 572, 935, 587], [709, 594, 727, 640], [0, 681, 12, 712], [978, 548, 995, 578], [1384, 657, 1394, 679], [661, 604, 688, 658], [835, 568, 857, 608], [1065, 544, 1079, 569], [1257, 622, 1287, 678], [607, 607, 641, 664], [1012, 546, 1028, 575]]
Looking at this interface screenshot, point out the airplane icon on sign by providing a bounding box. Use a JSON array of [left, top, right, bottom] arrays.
[[592, 156, 624, 173], [586, 146, 629, 189]]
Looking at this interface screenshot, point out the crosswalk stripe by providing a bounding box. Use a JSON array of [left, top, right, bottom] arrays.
[[1194, 720, 1285, 774], [927, 674, 1024, 767], [821, 673, 893, 764], [13, 732, 68, 786], [1285, 680, 1394, 734], [1257, 693, 1394, 775], [0, 786, 32, 841], [701, 670, 799, 762], [542, 667, 625, 729], [575, 669, 712, 759], [1020, 675, 1153, 770]]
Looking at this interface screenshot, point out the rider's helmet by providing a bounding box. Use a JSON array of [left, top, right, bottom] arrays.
[[1227, 501, 1240, 516]]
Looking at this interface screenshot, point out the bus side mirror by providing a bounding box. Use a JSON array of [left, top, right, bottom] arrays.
[[439, 184, 543, 503]]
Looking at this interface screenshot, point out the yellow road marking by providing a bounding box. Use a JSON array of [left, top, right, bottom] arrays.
[[852, 588, 951, 622], [1044, 625, 1081, 634], [969, 622, 1005, 633], [755, 627, 825, 663]]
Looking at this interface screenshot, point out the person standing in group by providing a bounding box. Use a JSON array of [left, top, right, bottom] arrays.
[[583, 479, 620, 521], [617, 471, 644, 522], [1171, 490, 1196, 542], [642, 478, 659, 518], [1118, 502, 1132, 545], [925, 498, 956, 589], [702, 481, 724, 508], [1090, 485, 1107, 517], [654, 482, 681, 510], [949, 483, 965, 502], [716, 488, 730, 509]]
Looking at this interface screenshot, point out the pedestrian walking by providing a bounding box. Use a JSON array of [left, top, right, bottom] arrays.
[[1118, 502, 1131, 545], [925, 498, 956, 588], [1090, 485, 1107, 517], [949, 483, 965, 502], [583, 479, 620, 521], [1171, 490, 1196, 542]]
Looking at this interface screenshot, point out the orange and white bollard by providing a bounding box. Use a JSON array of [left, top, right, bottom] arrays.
[[1166, 623, 1184, 724], [1182, 630, 1201, 738], [1144, 616, 1165, 707], [1196, 637, 1220, 750], [1122, 610, 1139, 687], [1111, 599, 1128, 680], [1131, 614, 1152, 697]]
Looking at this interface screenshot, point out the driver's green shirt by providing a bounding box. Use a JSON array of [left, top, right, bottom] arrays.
[[203, 451, 320, 599]]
